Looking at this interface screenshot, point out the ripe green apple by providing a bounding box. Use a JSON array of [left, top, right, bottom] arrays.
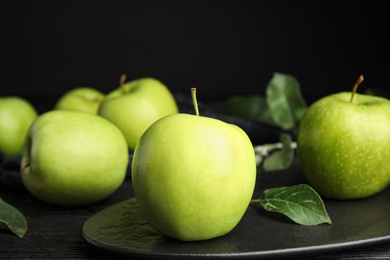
[[0, 96, 38, 158], [54, 87, 105, 114], [131, 89, 256, 241], [98, 76, 178, 149], [297, 75, 390, 199], [21, 110, 129, 206]]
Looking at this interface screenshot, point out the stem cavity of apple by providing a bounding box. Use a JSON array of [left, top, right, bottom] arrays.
[[191, 88, 200, 116], [22, 163, 30, 176], [120, 74, 127, 95], [350, 74, 364, 103]]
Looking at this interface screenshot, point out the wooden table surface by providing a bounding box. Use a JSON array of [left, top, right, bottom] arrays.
[[1, 175, 390, 260]]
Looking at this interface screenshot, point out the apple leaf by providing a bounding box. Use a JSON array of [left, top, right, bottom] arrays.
[[222, 95, 278, 126], [261, 134, 294, 171], [0, 198, 27, 238], [222, 72, 307, 132], [365, 88, 390, 99], [266, 72, 307, 131], [259, 184, 332, 226]]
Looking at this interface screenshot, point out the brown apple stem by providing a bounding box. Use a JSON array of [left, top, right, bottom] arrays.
[[120, 74, 127, 94], [22, 163, 30, 176], [350, 74, 364, 103], [191, 88, 200, 116]]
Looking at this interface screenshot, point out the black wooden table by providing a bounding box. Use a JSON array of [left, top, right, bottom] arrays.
[[1, 177, 390, 260]]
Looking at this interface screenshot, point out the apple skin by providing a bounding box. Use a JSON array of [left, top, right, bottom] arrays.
[[98, 77, 178, 149], [297, 92, 390, 199], [0, 96, 38, 158], [54, 87, 105, 114], [21, 110, 129, 206], [131, 113, 257, 241]]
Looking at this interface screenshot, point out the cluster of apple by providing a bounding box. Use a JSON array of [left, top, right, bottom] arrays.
[[54, 75, 180, 150], [1, 78, 257, 241], [0, 76, 180, 207]]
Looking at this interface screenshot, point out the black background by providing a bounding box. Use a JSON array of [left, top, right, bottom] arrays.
[[1, 0, 389, 113]]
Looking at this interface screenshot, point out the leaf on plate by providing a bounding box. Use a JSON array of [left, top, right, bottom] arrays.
[[262, 134, 294, 171], [222, 95, 277, 126], [0, 198, 27, 238], [266, 72, 307, 130], [259, 184, 332, 226]]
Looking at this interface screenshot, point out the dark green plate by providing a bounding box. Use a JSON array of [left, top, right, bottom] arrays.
[[81, 161, 390, 259]]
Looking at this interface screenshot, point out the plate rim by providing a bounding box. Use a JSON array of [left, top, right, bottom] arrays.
[[81, 196, 390, 259]]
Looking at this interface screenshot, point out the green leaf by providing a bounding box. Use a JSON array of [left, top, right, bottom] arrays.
[[365, 88, 390, 99], [223, 95, 277, 126], [262, 134, 294, 171], [259, 184, 332, 226], [266, 72, 307, 130], [0, 198, 27, 238]]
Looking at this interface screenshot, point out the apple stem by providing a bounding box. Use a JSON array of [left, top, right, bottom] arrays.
[[191, 88, 200, 116], [254, 142, 297, 166], [120, 74, 127, 94], [21, 163, 30, 176], [350, 75, 364, 103]]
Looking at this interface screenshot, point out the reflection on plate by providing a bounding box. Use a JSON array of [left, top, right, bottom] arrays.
[[81, 160, 390, 259]]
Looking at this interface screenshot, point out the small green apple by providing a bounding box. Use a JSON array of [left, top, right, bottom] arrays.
[[54, 87, 105, 114], [21, 110, 129, 206], [297, 75, 390, 199], [98, 75, 178, 149], [0, 96, 38, 158], [131, 88, 257, 241]]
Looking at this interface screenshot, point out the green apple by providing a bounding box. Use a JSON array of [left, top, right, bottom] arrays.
[[0, 96, 38, 158], [297, 75, 390, 199], [21, 110, 129, 206], [54, 87, 105, 114], [131, 88, 256, 241], [98, 75, 178, 149]]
